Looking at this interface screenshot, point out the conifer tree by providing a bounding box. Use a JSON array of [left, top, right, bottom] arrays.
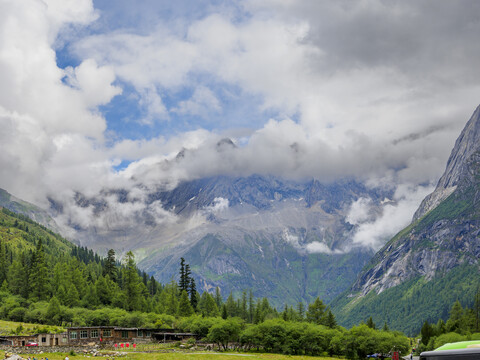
[[66, 283, 80, 307], [306, 297, 326, 325], [226, 292, 237, 317], [0, 240, 7, 285], [240, 291, 248, 320], [297, 302, 305, 321], [179, 257, 187, 292], [83, 283, 99, 308], [148, 275, 158, 296], [199, 292, 219, 317], [366, 316, 376, 329], [7, 260, 24, 295], [184, 263, 191, 290], [189, 277, 198, 310], [103, 249, 117, 282], [123, 251, 141, 311], [30, 238, 49, 301], [221, 304, 228, 319], [215, 286, 223, 308], [178, 290, 194, 317], [46, 296, 61, 324], [248, 290, 254, 322], [421, 320, 434, 345], [325, 309, 337, 328], [164, 279, 179, 315]]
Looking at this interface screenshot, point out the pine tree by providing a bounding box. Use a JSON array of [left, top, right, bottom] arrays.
[[366, 316, 376, 329], [221, 304, 228, 319], [226, 292, 237, 317], [297, 302, 305, 321], [199, 292, 219, 317], [123, 251, 141, 311], [214, 286, 223, 308], [103, 249, 117, 282], [179, 257, 187, 292], [46, 296, 61, 324], [165, 279, 179, 315], [240, 291, 248, 320], [189, 277, 197, 310], [0, 240, 7, 285], [421, 320, 434, 345], [248, 290, 254, 323], [178, 290, 194, 317], [184, 264, 191, 290], [30, 238, 49, 301], [7, 260, 24, 295], [83, 283, 99, 308], [66, 283, 80, 307], [325, 309, 337, 328], [282, 305, 289, 321], [306, 297, 326, 325], [148, 275, 158, 296]]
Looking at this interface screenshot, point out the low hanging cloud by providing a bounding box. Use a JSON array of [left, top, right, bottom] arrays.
[[282, 228, 342, 255], [348, 184, 434, 250], [204, 197, 229, 214], [1, 0, 479, 250]]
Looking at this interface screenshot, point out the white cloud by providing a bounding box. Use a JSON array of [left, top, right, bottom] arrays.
[[346, 198, 375, 225], [349, 184, 434, 249], [64, 59, 122, 108], [282, 228, 341, 254], [172, 86, 221, 118], [1, 0, 479, 251], [204, 197, 229, 214], [306, 241, 344, 255]]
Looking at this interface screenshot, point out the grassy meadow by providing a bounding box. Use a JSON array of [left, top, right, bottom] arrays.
[[1, 351, 343, 360], [0, 319, 64, 336]]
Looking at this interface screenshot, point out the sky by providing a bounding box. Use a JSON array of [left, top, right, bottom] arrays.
[[1, 0, 480, 249]]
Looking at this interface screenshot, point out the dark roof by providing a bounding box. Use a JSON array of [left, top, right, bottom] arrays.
[[67, 327, 160, 331]]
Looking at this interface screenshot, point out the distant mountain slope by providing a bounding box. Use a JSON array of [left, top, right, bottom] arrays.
[[0, 188, 58, 232], [59, 173, 391, 307], [138, 176, 384, 306], [0, 207, 73, 256], [332, 105, 480, 334]]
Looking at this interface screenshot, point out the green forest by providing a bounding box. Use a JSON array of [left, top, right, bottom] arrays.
[[0, 207, 414, 358], [3, 205, 480, 358]]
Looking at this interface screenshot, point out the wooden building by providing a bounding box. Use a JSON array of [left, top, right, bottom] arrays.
[[66, 327, 198, 345], [67, 326, 155, 345]]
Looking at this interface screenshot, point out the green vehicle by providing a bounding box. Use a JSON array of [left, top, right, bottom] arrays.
[[420, 341, 480, 359]]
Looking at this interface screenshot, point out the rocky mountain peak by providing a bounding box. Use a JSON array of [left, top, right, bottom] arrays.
[[349, 104, 480, 297], [414, 105, 480, 220]]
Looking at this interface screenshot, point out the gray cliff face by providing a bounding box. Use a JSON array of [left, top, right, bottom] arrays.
[[413, 105, 480, 220], [352, 105, 480, 296]]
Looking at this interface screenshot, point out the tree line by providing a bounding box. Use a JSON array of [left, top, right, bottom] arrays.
[[418, 290, 480, 353]]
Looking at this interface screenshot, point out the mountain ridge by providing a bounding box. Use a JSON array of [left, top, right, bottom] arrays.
[[331, 104, 480, 334]]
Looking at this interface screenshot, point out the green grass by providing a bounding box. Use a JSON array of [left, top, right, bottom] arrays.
[[0, 319, 64, 336], [0, 351, 343, 360]]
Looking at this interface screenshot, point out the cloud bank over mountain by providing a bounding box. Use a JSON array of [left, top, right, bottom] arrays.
[[1, 0, 480, 249]]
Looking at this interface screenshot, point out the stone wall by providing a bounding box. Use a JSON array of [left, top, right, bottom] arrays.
[[0, 345, 100, 355]]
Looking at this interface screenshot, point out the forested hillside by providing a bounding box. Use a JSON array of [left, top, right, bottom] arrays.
[[0, 207, 412, 360], [0, 207, 327, 328]]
